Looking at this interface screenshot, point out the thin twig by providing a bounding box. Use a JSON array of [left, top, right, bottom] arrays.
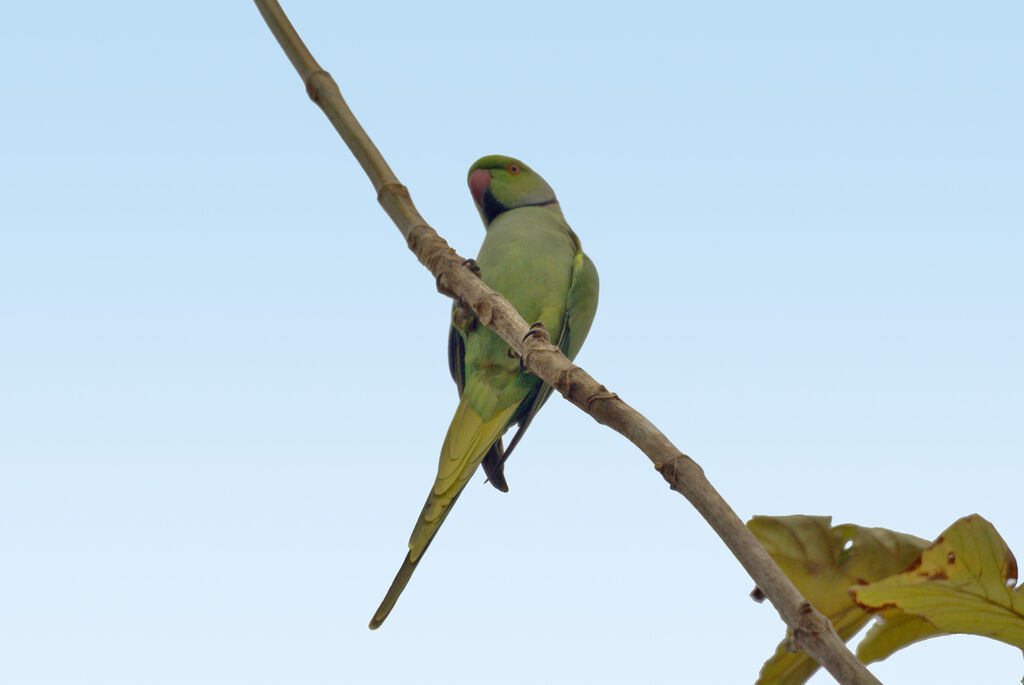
[[253, 2, 882, 683]]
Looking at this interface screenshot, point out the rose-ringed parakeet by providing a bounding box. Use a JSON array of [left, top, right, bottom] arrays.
[[369, 155, 599, 629]]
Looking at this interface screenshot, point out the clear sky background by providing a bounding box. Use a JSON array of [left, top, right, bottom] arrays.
[[2, 2, 1021, 683]]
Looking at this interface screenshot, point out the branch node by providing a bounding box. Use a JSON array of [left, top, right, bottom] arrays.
[[791, 601, 830, 651], [405, 225, 459, 281], [653, 452, 701, 492], [377, 182, 409, 204], [304, 68, 333, 103], [583, 385, 618, 412]]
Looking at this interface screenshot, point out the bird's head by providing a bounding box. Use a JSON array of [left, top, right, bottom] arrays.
[[467, 155, 557, 225]]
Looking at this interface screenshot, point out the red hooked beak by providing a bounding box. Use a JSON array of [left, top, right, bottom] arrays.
[[468, 168, 492, 206]]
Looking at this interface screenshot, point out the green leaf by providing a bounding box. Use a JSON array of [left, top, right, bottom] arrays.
[[853, 514, 1024, 656]]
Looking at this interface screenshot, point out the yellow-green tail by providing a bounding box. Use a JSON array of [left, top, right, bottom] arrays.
[[369, 399, 517, 630]]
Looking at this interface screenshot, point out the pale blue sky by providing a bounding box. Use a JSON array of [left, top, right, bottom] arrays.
[[2, 2, 1021, 683]]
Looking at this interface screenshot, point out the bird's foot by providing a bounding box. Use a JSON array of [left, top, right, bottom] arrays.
[[516, 322, 550, 371], [435, 259, 482, 299], [434, 272, 455, 299], [523, 322, 551, 344], [453, 301, 477, 331], [439, 259, 483, 330]]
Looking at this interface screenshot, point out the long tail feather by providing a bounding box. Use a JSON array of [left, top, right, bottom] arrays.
[[368, 489, 462, 630], [369, 399, 517, 629], [368, 552, 417, 630]]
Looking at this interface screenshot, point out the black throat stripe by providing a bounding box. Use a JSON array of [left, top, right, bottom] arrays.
[[482, 189, 557, 225]]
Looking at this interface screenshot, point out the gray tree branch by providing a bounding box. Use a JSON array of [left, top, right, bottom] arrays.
[[253, 2, 882, 683]]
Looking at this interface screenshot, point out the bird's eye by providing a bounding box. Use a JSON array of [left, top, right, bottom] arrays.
[[507, 163, 521, 175]]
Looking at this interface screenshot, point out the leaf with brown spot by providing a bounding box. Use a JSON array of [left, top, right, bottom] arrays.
[[748, 515, 928, 684], [853, 514, 1024, 659]]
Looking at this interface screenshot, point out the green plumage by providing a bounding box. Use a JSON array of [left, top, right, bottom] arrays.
[[369, 155, 599, 629]]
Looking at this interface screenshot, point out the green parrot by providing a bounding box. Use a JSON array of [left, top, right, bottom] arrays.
[[368, 155, 599, 630]]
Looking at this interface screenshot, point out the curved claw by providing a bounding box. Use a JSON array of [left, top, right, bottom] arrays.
[[523, 321, 550, 344], [515, 322, 551, 372]]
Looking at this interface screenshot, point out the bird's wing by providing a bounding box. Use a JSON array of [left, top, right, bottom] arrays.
[[481, 237, 599, 486]]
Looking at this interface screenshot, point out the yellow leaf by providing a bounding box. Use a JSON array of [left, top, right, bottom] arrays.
[[853, 514, 1024, 654], [749, 515, 928, 685], [855, 609, 944, 664]]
